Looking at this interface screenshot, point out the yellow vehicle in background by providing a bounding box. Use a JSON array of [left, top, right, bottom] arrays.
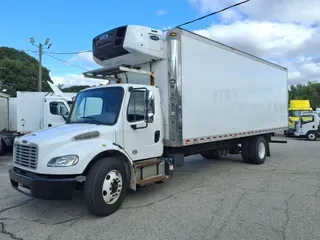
[[285, 100, 313, 136]]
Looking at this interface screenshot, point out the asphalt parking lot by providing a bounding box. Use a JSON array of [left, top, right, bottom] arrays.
[[0, 134, 320, 240]]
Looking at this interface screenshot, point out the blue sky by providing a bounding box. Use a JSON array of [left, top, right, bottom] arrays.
[[1, 0, 319, 86], [0, 0, 219, 83]]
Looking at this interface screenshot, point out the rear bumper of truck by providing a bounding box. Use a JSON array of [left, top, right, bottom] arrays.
[[9, 167, 77, 200]]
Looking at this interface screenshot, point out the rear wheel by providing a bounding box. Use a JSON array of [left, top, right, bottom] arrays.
[[249, 136, 267, 165], [0, 139, 6, 155], [201, 150, 221, 159], [241, 136, 268, 165], [241, 140, 251, 163], [84, 157, 128, 217]]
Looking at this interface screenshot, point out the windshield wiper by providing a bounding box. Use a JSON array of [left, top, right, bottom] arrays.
[[80, 116, 104, 125]]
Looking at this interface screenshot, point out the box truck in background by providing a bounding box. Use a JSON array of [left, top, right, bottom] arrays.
[[285, 100, 313, 136], [0, 92, 15, 155], [9, 25, 288, 217], [0, 83, 77, 155]]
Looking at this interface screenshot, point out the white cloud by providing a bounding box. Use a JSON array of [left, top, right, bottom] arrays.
[[67, 51, 100, 70], [194, 21, 317, 59], [188, 0, 320, 25], [50, 73, 107, 87], [156, 9, 168, 16], [188, 0, 320, 85]]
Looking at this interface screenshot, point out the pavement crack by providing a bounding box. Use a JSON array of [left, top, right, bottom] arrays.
[[122, 192, 180, 209], [201, 196, 227, 240], [251, 221, 284, 233], [122, 183, 209, 209], [0, 221, 23, 240], [51, 216, 83, 225], [315, 186, 320, 197], [283, 193, 294, 240], [213, 191, 245, 239], [0, 199, 34, 215]]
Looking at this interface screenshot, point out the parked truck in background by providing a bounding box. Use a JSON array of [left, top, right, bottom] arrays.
[[285, 100, 313, 136], [9, 25, 288, 217], [0, 82, 76, 155], [0, 92, 15, 155], [294, 112, 320, 141]]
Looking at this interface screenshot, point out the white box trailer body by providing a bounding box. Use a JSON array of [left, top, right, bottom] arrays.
[[9, 25, 288, 217], [178, 30, 288, 144], [9, 98, 17, 131], [0, 92, 9, 131]]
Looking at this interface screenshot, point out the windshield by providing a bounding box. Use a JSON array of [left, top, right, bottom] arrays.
[[289, 110, 312, 117], [67, 86, 124, 125]]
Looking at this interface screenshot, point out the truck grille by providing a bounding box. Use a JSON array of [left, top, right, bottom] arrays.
[[13, 143, 38, 169]]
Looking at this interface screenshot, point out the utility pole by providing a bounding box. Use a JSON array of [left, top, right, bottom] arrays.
[[30, 37, 52, 92], [38, 43, 43, 92]]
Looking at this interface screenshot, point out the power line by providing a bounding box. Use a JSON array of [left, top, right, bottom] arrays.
[[45, 50, 92, 55], [44, 52, 89, 71], [19, 49, 39, 53], [176, 0, 250, 28]]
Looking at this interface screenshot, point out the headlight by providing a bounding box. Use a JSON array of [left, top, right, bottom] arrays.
[[47, 155, 79, 167]]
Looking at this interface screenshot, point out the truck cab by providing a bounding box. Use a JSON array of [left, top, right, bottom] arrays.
[[294, 112, 320, 140], [9, 25, 170, 217], [285, 100, 313, 136]]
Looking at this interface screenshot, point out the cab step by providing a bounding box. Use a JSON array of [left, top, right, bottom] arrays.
[[134, 158, 173, 187], [136, 175, 167, 187], [133, 158, 162, 168]]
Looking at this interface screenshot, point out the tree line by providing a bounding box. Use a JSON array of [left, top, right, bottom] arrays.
[[289, 82, 320, 110], [0, 47, 89, 96]]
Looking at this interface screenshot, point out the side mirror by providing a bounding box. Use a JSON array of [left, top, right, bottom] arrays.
[[59, 107, 68, 121], [147, 112, 154, 123], [62, 114, 68, 121], [146, 91, 154, 123]]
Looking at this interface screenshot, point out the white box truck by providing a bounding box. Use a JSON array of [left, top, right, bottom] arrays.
[[9, 25, 288, 217], [0, 82, 77, 155], [0, 92, 15, 154]]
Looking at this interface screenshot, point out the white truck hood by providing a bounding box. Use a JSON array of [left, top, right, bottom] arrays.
[[15, 123, 116, 145], [13, 123, 118, 175]]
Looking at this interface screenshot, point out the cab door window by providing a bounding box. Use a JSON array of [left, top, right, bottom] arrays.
[[49, 101, 68, 116], [127, 90, 155, 123]]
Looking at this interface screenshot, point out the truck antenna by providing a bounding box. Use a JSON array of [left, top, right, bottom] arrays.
[[175, 0, 250, 28]]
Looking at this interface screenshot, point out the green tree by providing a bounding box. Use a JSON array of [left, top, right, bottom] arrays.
[[288, 82, 320, 109], [60, 85, 90, 92], [0, 46, 53, 97]]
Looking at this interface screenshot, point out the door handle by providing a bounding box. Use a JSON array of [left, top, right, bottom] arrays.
[[48, 124, 52, 127], [154, 130, 160, 143]]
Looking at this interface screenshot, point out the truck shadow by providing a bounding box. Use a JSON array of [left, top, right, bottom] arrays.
[[6, 154, 251, 221]]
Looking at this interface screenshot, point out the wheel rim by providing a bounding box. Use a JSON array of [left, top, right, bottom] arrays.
[[102, 170, 123, 204], [258, 142, 266, 159], [309, 133, 316, 140]]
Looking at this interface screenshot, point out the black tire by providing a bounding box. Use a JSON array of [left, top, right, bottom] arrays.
[[84, 157, 128, 217], [0, 139, 6, 155], [306, 131, 317, 141], [241, 140, 251, 163], [249, 136, 267, 165], [201, 150, 221, 159]]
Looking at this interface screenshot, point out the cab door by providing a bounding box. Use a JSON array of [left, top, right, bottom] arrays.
[[43, 97, 69, 129], [122, 87, 163, 161]]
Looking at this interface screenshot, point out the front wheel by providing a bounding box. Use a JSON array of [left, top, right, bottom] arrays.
[[84, 157, 128, 217], [307, 131, 317, 141]]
